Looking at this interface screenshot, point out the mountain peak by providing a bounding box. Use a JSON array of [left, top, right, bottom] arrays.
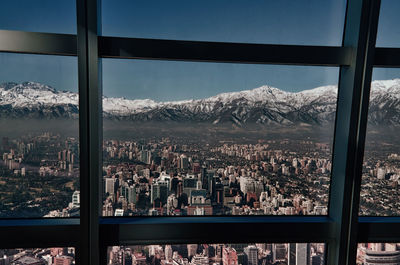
[[0, 81, 57, 93], [372, 79, 400, 91]]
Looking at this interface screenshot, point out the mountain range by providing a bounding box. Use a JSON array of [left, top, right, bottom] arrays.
[[0, 80, 399, 126]]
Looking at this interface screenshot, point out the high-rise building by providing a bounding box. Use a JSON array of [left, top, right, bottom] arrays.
[[288, 243, 296, 265], [187, 244, 198, 257], [183, 175, 197, 196], [180, 154, 189, 169], [165, 245, 173, 261], [127, 186, 136, 204], [122, 186, 136, 204], [151, 180, 169, 205], [223, 247, 238, 265], [72, 190, 80, 208], [273, 244, 287, 263], [244, 245, 258, 265], [105, 178, 116, 196], [140, 150, 151, 164], [296, 243, 310, 265]]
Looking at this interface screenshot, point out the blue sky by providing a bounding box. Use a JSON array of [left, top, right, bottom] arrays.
[[0, 1, 76, 34], [0, 0, 399, 100], [101, 0, 346, 46], [376, 0, 400, 47], [102, 60, 339, 101], [0, 53, 78, 92]]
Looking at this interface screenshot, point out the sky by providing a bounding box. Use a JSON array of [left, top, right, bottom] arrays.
[[0, 0, 399, 100], [0, 53, 78, 92], [102, 60, 339, 101]]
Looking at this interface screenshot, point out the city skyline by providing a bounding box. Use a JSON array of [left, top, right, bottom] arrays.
[[108, 243, 326, 265]]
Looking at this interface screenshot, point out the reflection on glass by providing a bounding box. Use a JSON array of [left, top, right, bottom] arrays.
[[0, 1, 76, 34], [0, 247, 75, 265], [357, 243, 400, 265], [102, 60, 339, 216], [360, 68, 400, 216], [0, 53, 79, 218], [102, 0, 346, 46], [108, 243, 326, 265]]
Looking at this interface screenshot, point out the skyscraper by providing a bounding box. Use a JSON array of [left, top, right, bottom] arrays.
[[273, 244, 287, 263], [296, 243, 310, 265], [244, 245, 258, 265]]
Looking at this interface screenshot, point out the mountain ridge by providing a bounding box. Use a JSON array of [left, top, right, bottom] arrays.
[[1, 80, 400, 126]]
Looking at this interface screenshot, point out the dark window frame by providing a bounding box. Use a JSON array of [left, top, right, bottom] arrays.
[[0, 0, 398, 265]]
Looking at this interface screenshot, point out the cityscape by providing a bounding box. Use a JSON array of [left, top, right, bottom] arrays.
[[107, 243, 326, 265], [0, 247, 75, 265], [102, 126, 333, 216], [0, 131, 80, 218]]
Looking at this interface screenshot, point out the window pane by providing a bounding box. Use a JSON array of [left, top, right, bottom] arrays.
[[357, 243, 400, 264], [0, 53, 79, 218], [101, 0, 346, 46], [0, 1, 76, 34], [102, 59, 339, 216], [360, 68, 400, 216], [108, 243, 326, 265], [376, 0, 400, 47], [0, 247, 75, 264]]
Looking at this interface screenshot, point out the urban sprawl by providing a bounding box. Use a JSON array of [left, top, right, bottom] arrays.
[[0, 131, 399, 217]]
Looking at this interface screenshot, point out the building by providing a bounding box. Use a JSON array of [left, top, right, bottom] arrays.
[[191, 254, 208, 265], [11, 256, 46, 265], [222, 247, 238, 265], [105, 178, 116, 196], [72, 190, 80, 208], [151, 180, 169, 206], [273, 244, 287, 263], [364, 250, 400, 265], [53, 256, 73, 265], [244, 245, 258, 265], [296, 243, 310, 265]]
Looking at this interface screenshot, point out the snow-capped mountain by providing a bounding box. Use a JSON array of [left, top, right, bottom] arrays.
[[0, 82, 78, 119], [1, 80, 400, 126]]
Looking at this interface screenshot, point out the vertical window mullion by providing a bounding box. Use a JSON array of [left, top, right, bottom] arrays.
[[327, 0, 381, 264], [77, 0, 101, 264]]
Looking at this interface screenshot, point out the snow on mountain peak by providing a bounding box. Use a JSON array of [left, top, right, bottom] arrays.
[[0, 81, 77, 108], [1, 80, 400, 124]]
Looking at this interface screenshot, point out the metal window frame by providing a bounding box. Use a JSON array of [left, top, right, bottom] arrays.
[[0, 0, 399, 264]]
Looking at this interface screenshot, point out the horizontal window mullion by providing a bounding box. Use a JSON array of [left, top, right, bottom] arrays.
[[0, 223, 80, 248], [0, 30, 77, 56], [99, 221, 334, 246], [374, 47, 400, 66], [358, 221, 400, 242], [99, 36, 351, 66]]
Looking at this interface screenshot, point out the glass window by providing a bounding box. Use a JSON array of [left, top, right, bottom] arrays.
[[0, 53, 79, 218], [102, 59, 339, 216], [108, 243, 326, 265], [375, 0, 400, 47], [359, 68, 400, 216], [357, 243, 400, 264], [101, 0, 346, 46], [0, 247, 75, 264], [0, 1, 76, 34]]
